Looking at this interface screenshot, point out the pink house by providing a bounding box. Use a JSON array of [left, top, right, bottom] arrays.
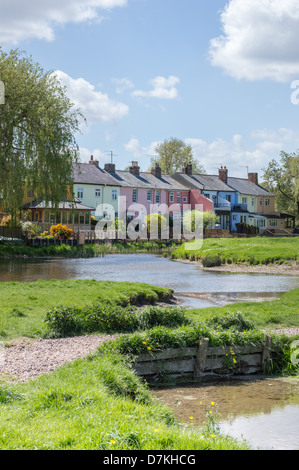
[[104, 162, 190, 223]]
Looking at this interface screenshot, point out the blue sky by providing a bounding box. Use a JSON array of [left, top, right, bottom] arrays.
[[1, 0, 299, 178]]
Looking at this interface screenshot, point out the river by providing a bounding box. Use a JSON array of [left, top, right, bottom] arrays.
[[0, 254, 299, 308], [1, 253, 299, 450]]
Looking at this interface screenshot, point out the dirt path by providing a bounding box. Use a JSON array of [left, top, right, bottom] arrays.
[[0, 334, 115, 382], [1, 327, 299, 383]]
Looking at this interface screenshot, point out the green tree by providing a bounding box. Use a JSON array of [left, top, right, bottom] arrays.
[[152, 137, 205, 175], [0, 48, 83, 220], [262, 151, 299, 220]]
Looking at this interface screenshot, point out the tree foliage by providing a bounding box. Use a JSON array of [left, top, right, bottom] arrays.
[[152, 137, 205, 175], [0, 48, 83, 219], [262, 151, 299, 219]]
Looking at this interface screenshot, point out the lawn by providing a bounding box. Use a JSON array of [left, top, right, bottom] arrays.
[[171, 237, 299, 265], [0, 351, 249, 450], [0, 279, 172, 341]]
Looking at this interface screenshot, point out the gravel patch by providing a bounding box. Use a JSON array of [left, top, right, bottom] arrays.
[[0, 335, 115, 382]]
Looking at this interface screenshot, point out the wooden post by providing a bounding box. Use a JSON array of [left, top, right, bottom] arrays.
[[194, 338, 209, 377], [262, 335, 272, 373]]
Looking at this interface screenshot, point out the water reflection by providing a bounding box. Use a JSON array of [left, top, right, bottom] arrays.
[[152, 378, 299, 450], [0, 255, 298, 309]]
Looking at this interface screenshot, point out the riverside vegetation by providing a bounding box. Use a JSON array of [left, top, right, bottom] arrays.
[[0, 278, 298, 450], [171, 237, 299, 266]]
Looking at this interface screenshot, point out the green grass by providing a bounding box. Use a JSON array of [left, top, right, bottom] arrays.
[[0, 352, 249, 450], [186, 288, 299, 331], [0, 280, 173, 341], [171, 237, 299, 265]]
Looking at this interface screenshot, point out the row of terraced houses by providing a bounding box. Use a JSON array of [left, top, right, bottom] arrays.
[[26, 155, 295, 236]]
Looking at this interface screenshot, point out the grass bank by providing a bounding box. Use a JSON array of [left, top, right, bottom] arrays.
[[0, 352, 249, 450], [0, 280, 173, 341], [0, 240, 180, 259], [171, 237, 299, 266]]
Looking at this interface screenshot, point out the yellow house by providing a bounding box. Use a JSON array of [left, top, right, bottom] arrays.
[[72, 157, 121, 220]]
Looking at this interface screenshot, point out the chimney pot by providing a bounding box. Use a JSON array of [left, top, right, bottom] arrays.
[[104, 163, 116, 173], [129, 161, 140, 176], [151, 163, 162, 178], [248, 172, 258, 185], [89, 155, 99, 168], [219, 166, 228, 184]]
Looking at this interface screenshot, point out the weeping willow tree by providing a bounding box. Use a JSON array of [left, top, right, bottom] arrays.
[[0, 48, 83, 222]]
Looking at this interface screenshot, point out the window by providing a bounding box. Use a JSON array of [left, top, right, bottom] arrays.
[[177, 192, 181, 204], [79, 212, 85, 224], [147, 190, 152, 202], [269, 219, 278, 227], [204, 193, 210, 199], [95, 188, 101, 197], [252, 198, 255, 206], [156, 190, 160, 204], [232, 215, 237, 221], [226, 195, 231, 202], [169, 192, 174, 203], [112, 189, 117, 201], [183, 196, 188, 203], [132, 189, 137, 203], [85, 212, 90, 224], [265, 198, 270, 206], [260, 198, 263, 206], [242, 197, 247, 204], [77, 187, 84, 199]]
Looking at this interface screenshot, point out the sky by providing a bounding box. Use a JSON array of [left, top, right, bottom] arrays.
[[1, 0, 299, 179]]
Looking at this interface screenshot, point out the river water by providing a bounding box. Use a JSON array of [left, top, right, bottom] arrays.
[[1, 253, 299, 450], [1, 254, 299, 309]]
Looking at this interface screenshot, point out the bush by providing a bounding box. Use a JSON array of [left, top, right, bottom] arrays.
[[137, 306, 190, 330], [206, 312, 256, 332], [202, 256, 222, 267], [44, 304, 190, 338]]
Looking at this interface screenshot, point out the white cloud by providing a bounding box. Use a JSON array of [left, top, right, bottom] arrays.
[[124, 138, 159, 159], [113, 78, 134, 95], [132, 76, 180, 100], [53, 70, 129, 125], [0, 0, 127, 43], [79, 147, 106, 163], [209, 0, 299, 82], [185, 128, 299, 177]]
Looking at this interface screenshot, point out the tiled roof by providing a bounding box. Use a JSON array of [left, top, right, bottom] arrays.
[[227, 177, 275, 196], [108, 170, 189, 191], [173, 173, 235, 192], [72, 163, 118, 186]]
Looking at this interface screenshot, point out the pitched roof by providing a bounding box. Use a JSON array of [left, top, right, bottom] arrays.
[[108, 170, 189, 191], [227, 177, 275, 196], [173, 173, 235, 192], [72, 163, 119, 186], [24, 199, 95, 211]]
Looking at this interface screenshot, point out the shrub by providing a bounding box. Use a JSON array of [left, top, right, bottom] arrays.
[[202, 256, 222, 267], [50, 224, 73, 239], [44, 304, 190, 338], [137, 306, 190, 330], [206, 312, 256, 332]]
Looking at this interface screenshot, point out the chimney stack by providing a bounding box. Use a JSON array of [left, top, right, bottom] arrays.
[[151, 163, 162, 179], [182, 162, 192, 176], [248, 172, 258, 185], [129, 161, 140, 176], [104, 163, 116, 173], [219, 165, 228, 184], [89, 155, 99, 168]]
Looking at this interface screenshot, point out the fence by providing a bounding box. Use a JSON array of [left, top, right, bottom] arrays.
[[133, 336, 273, 383], [0, 226, 23, 240]]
